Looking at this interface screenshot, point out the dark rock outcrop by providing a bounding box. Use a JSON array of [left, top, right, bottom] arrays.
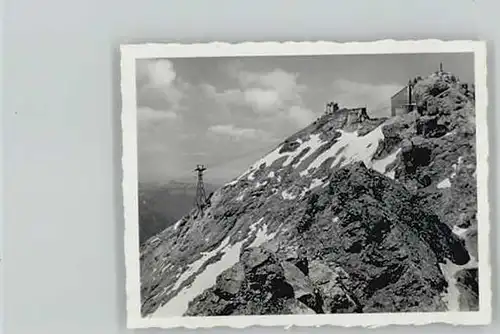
[[182, 161, 468, 315], [185, 248, 305, 316]]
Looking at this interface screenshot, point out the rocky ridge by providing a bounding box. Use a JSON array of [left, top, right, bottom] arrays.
[[139, 70, 478, 317]]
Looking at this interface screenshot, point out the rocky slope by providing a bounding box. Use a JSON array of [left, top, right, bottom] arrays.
[[139, 70, 478, 317]]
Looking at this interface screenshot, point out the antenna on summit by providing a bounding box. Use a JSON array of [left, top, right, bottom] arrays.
[[194, 164, 208, 212]]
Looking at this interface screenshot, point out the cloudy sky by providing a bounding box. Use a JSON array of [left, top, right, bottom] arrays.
[[136, 52, 474, 185]]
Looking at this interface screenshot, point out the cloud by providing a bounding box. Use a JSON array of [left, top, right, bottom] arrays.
[[137, 106, 178, 122], [238, 69, 301, 97], [331, 79, 403, 117], [243, 88, 282, 112], [287, 106, 316, 127], [208, 124, 268, 140], [137, 59, 176, 86], [201, 85, 283, 114], [201, 84, 243, 106], [202, 67, 313, 126], [136, 59, 186, 112], [182, 152, 208, 157], [237, 69, 306, 110]]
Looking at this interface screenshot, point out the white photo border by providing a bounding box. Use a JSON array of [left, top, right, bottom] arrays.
[[120, 40, 491, 329]]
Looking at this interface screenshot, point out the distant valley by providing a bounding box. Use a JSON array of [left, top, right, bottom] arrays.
[[138, 181, 220, 244]]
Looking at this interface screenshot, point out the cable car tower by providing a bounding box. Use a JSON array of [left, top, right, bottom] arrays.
[[194, 164, 208, 212]]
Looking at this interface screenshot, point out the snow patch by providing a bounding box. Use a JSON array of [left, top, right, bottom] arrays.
[[249, 224, 277, 248], [308, 178, 324, 190], [174, 219, 184, 230], [372, 149, 401, 175], [226, 173, 250, 186], [267, 171, 275, 178], [300, 125, 386, 177], [281, 189, 296, 200], [284, 133, 325, 167], [439, 260, 462, 311], [450, 156, 464, 179], [334, 126, 385, 169], [225, 179, 238, 187], [254, 181, 267, 189], [235, 194, 245, 202], [160, 264, 173, 275], [386, 170, 396, 180], [249, 218, 264, 231], [450, 169, 457, 179], [452, 225, 468, 239], [437, 178, 452, 189], [298, 189, 308, 198]]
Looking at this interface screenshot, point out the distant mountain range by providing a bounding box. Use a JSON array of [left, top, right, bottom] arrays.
[[138, 181, 220, 244]]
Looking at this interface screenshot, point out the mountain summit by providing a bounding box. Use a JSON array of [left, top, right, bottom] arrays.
[[140, 70, 478, 317]]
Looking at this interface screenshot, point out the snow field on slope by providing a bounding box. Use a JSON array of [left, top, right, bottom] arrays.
[[225, 133, 328, 186], [227, 119, 411, 194], [300, 125, 385, 177], [224, 124, 390, 188], [232, 122, 401, 198], [171, 237, 231, 291], [282, 134, 325, 167], [151, 217, 275, 317], [247, 146, 288, 180], [151, 237, 245, 317]]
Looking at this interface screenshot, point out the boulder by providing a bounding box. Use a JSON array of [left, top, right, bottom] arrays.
[[215, 263, 245, 298], [416, 115, 449, 138], [279, 140, 301, 154], [282, 299, 316, 314], [185, 290, 237, 316], [308, 260, 359, 313], [242, 247, 272, 269], [281, 261, 314, 299]]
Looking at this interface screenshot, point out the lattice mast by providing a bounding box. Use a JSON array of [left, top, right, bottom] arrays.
[[194, 164, 208, 211]]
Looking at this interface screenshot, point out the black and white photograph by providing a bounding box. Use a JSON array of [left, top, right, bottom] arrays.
[[120, 41, 490, 329]]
